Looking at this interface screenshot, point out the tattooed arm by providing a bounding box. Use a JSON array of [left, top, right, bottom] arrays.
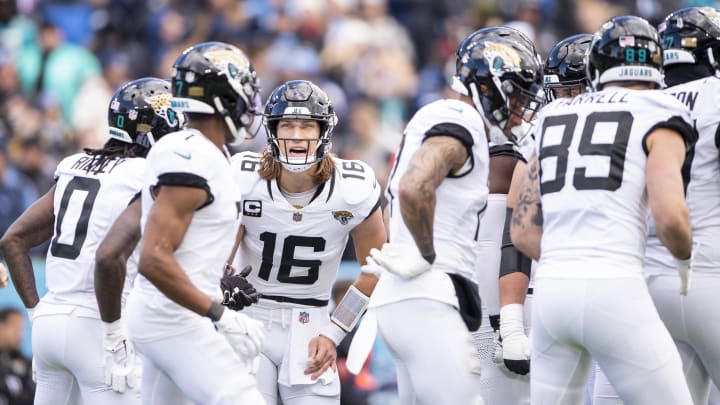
[[398, 136, 468, 262], [0, 186, 56, 309], [510, 156, 543, 260]]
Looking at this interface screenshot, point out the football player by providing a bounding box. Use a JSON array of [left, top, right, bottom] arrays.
[[226, 79, 386, 405], [0, 77, 183, 404], [592, 7, 720, 405], [511, 16, 696, 404], [453, 26, 543, 405], [124, 42, 265, 404], [358, 34, 543, 405], [495, 31, 594, 380]]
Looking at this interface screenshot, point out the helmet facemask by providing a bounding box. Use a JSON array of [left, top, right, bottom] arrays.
[[267, 118, 333, 173], [263, 80, 337, 173], [544, 77, 587, 101]]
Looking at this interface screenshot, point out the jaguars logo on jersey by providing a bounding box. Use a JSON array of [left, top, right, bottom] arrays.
[[332, 210, 354, 225]]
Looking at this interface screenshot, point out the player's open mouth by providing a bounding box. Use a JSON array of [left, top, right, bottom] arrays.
[[288, 147, 307, 156]]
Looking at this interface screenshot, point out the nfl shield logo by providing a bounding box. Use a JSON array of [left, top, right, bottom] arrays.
[[293, 212, 303, 222], [299, 311, 310, 324]]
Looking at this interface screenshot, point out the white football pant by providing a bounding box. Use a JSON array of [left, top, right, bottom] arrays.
[[531, 276, 692, 405], [32, 311, 139, 405], [376, 298, 485, 405], [132, 325, 263, 405]]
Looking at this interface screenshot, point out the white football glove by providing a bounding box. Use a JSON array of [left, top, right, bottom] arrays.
[[676, 253, 692, 296], [499, 304, 530, 375], [368, 243, 432, 279], [102, 320, 138, 393], [214, 310, 265, 360]]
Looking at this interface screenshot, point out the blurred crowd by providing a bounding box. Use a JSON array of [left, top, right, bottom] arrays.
[[0, 0, 715, 238]]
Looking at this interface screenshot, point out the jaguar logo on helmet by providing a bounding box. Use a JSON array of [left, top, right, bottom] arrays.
[[204, 49, 250, 82], [481, 42, 522, 74], [148, 93, 180, 127]]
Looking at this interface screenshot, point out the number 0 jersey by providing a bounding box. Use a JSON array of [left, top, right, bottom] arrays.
[[132, 129, 241, 340], [646, 76, 720, 275], [230, 152, 381, 305], [43, 153, 145, 315], [536, 88, 694, 277]]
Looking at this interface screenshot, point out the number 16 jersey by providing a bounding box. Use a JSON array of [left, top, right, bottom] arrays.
[[230, 152, 381, 304], [536, 88, 694, 276]]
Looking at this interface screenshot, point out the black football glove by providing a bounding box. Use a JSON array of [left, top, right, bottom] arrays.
[[220, 265, 260, 311]]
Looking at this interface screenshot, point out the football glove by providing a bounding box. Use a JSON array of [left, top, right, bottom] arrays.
[[368, 243, 433, 279], [220, 265, 260, 311], [103, 320, 138, 393], [676, 253, 692, 296], [499, 304, 530, 375], [214, 309, 264, 360]]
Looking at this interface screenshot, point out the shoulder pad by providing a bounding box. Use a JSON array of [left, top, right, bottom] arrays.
[[335, 159, 381, 206]]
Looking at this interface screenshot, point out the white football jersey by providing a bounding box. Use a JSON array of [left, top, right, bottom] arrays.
[[133, 129, 241, 339], [371, 98, 489, 307], [230, 152, 380, 305], [646, 76, 720, 275], [43, 153, 144, 315], [536, 88, 693, 277]]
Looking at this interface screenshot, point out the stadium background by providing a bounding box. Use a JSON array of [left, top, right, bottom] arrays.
[[0, 0, 715, 403]]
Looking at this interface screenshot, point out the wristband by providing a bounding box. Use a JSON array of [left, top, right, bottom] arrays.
[[206, 301, 225, 322]]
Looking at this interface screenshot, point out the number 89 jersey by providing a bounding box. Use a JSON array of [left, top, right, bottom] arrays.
[[44, 153, 145, 312], [536, 88, 694, 276], [231, 152, 381, 304]]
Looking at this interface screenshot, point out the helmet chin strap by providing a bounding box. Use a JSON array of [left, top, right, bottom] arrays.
[[280, 159, 316, 173], [213, 96, 240, 141]]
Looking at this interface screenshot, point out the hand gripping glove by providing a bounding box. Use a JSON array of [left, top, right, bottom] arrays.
[[220, 265, 260, 310], [676, 253, 692, 296], [214, 308, 265, 360], [368, 243, 433, 279], [499, 304, 530, 375], [103, 320, 138, 393]]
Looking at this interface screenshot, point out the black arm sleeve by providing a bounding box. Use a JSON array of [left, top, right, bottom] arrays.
[[499, 207, 532, 278]]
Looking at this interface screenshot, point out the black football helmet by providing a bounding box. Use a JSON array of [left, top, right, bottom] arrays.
[[171, 41, 261, 141], [587, 15, 664, 90], [659, 7, 720, 71], [107, 77, 185, 152], [456, 36, 544, 142], [544, 34, 593, 101], [453, 26, 538, 95], [263, 80, 337, 173]]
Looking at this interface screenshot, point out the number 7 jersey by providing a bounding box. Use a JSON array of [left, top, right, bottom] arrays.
[[230, 152, 381, 304], [536, 88, 694, 275]]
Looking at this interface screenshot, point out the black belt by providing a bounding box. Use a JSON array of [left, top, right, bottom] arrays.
[[261, 294, 328, 307]]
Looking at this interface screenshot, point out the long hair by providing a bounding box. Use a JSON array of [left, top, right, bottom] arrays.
[[82, 139, 147, 174], [258, 149, 335, 185]]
